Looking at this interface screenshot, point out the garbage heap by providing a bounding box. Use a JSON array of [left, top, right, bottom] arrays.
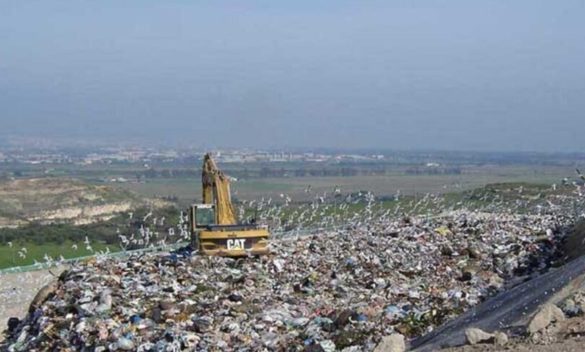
[[2, 211, 573, 351]]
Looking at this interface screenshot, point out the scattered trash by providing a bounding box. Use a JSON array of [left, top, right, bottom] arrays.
[[6, 318, 19, 334], [0, 209, 576, 350]]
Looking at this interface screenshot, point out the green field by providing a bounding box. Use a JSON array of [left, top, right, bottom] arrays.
[[118, 165, 570, 205], [0, 206, 183, 270], [0, 241, 111, 269]]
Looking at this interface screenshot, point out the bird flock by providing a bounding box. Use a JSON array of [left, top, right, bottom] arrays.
[[2, 171, 585, 270]]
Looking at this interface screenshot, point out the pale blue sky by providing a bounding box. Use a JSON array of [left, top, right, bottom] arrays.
[[1, 1, 584, 151]]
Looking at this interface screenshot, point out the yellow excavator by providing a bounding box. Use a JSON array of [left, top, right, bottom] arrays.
[[189, 153, 270, 256]]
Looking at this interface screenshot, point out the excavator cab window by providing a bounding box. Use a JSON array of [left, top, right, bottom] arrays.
[[191, 204, 215, 229]]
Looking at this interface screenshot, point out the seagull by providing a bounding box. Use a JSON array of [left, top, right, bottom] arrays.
[[562, 177, 570, 185], [143, 211, 153, 222], [71, 244, 78, 250], [7, 241, 12, 248], [119, 234, 129, 245], [577, 169, 585, 182]]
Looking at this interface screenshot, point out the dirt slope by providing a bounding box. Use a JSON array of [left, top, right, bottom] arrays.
[[0, 178, 149, 228]]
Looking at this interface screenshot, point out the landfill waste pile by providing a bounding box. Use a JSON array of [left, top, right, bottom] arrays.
[[2, 207, 578, 351]]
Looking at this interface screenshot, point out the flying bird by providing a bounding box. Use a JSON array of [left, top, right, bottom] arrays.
[[576, 169, 585, 182]]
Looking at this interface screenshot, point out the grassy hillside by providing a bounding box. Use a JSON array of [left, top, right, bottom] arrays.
[[0, 206, 182, 269]]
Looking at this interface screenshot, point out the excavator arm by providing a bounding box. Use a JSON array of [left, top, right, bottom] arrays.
[[201, 153, 237, 225]]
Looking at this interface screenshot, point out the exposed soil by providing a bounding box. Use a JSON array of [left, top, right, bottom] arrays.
[[0, 267, 63, 343]]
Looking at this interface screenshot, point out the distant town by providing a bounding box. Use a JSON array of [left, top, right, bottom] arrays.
[[0, 147, 389, 166], [2, 137, 585, 194]]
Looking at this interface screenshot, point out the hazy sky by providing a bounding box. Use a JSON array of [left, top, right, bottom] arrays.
[[1, 1, 584, 151]]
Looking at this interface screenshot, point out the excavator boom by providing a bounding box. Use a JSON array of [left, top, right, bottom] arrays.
[[201, 154, 236, 225]]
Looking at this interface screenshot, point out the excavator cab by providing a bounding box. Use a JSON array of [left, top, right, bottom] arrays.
[[189, 154, 270, 256], [189, 204, 215, 228]]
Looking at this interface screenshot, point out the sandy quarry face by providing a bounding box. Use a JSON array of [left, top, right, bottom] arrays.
[[0, 178, 160, 228]]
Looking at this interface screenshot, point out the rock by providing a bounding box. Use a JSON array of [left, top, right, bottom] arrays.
[[465, 328, 494, 345], [374, 333, 405, 352], [562, 298, 581, 317], [494, 331, 508, 346], [528, 304, 566, 334], [28, 281, 58, 313]]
